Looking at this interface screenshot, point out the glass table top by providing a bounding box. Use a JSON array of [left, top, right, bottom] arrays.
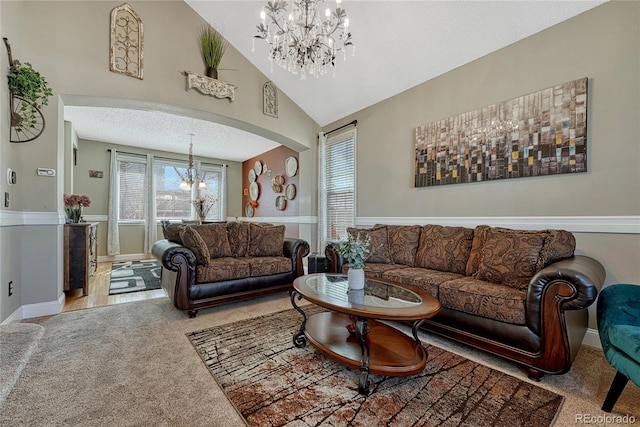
[[302, 274, 422, 309]]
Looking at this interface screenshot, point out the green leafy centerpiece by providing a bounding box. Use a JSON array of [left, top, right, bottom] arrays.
[[337, 232, 371, 290]]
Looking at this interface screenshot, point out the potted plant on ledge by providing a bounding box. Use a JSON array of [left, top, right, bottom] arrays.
[[337, 232, 371, 290], [199, 24, 228, 80], [7, 61, 53, 136]]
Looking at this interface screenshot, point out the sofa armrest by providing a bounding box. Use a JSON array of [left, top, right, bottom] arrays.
[[325, 242, 346, 274], [526, 255, 605, 336], [152, 239, 197, 309], [284, 238, 310, 276]]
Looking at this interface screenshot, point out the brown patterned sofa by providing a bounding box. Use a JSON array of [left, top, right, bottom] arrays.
[[325, 224, 606, 379], [152, 222, 309, 317]]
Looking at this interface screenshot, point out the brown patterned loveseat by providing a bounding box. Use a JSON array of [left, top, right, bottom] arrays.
[[152, 222, 309, 317], [325, 224, 605, 379]]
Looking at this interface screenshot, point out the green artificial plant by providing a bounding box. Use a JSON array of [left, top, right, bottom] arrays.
[[7, 62, 53, 131], [337, 232, 372, 269], [199, 24, 228, 79]]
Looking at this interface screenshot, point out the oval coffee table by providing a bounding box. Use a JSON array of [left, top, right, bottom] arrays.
[[291, 273, 441, 394]]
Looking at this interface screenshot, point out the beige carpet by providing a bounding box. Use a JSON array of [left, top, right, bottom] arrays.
[[1, 294, 638, 426]]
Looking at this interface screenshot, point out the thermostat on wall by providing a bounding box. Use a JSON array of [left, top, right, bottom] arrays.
[[37, 167, 56, 177]]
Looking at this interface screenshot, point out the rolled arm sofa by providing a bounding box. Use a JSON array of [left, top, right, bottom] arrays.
[[326, 224, 606, 379], [152, 222, 310, 317]]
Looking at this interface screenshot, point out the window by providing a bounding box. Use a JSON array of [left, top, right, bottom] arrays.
[[154, 160, 191, 220], [325, 130, 356, 240], [117, 154, 226, 222], [118, 156, 146, 221]]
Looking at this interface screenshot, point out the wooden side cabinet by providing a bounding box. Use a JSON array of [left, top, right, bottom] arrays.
[[64, 223, 98, 296]]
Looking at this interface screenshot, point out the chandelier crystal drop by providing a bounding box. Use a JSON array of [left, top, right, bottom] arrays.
[[254, 0, 353, 79]]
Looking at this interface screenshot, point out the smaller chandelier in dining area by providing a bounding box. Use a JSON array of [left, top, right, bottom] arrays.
[[254, 0, 353, 79]]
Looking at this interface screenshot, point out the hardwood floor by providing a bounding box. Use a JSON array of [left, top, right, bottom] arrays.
[[62, 261, 167, 312]]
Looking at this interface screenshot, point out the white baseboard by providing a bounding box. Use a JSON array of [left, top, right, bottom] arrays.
[[582, 327, 601, 349], [97, 253, 153, 263], [21, 293, 65, 320], [1, 306, 24, 325]]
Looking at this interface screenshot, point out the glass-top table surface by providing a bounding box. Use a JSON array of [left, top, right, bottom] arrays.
[[300, 274, 422, 309]]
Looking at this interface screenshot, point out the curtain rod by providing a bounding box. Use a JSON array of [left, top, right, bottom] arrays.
[[107, 149, 226, 167], [324, 119, 357, 136]]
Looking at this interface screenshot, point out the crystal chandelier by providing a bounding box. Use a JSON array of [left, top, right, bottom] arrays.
[[176, 134, 206, 190], [254, 0, 353, 79]]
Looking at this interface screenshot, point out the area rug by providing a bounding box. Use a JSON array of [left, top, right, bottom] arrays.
[[187, 307, 564, 427], [109, 260, 161, 295]]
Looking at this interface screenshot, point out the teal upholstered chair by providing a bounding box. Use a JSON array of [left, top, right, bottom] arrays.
[[597, 284, 640, 412]]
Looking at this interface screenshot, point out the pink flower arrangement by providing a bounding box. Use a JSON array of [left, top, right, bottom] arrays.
[[64, 194, 92, 207]]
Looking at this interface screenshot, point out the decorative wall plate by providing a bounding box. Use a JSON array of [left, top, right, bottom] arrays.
[[245, 203, 254, 217], [276, 195, 287, 211], [285, 157, 298, 177], [285, 183, 296, 200], [274, 175, 285, 185], [248, 169, 256, 183], [254, 161, 263, 176], [249, 182, 260, 201], [271, 182, 282, 193]]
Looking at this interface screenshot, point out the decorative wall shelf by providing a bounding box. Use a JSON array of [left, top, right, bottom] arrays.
[[183, 71, 236, 101]]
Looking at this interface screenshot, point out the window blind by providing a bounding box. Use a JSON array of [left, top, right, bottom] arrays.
[[118, 157, 147, 221], [326, 131, 355, 240]]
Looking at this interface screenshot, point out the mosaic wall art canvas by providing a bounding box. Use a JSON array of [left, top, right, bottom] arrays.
[[414, 77, 588, 187]]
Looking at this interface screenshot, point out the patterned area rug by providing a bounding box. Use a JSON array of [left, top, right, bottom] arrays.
[[187, 307, 564, 426], [109, 260, 161, 295]]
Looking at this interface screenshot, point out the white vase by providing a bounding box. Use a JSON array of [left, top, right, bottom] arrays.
[[347, 267, 365, 290]]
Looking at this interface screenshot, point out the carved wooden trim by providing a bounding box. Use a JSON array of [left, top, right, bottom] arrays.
[[183, 71, 236, 102], [110, 3, 143, 80]]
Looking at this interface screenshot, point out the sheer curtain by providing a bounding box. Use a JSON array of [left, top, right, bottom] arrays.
[[107, 149, 120, 255], [317, 132, 328, 253], [144, 153, 157, 253]]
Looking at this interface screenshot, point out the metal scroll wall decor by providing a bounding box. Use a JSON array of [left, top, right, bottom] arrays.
[[110, 3, 144, 80], [414, 77, 588, 188], [263, 81, 278, 118]]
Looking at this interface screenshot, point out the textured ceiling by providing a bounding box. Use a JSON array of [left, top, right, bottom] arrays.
[[65, 0, 605, 162]]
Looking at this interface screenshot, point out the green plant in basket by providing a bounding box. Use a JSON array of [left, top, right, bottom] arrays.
[[7, 62, 53, 131], [337, 232, 371, 269]]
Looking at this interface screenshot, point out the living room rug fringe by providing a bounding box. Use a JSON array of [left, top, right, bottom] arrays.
[[188, 307, 564, 427]]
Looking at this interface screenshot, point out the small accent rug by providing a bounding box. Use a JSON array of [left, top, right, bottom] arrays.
[[109, 260, 161, 295], [187, 307, 564, 426]]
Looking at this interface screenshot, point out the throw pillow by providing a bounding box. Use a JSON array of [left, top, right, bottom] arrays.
[[465, 225, 491, 276], [346, 226, 392, 264], [414, 225, 474, 275], [539, 229, 575, 266], [385, 225, 422, 267], [474, 227, 547, 289], [227, 222, 249, 257], [247, 224, 285, 257], [179, 226, 211, 266], [164, 224, 184, 244], [193, 224, 232, 259]]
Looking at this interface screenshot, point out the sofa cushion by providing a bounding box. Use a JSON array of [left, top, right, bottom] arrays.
[[386, 225, 422, 267], [414, 225, 474, 275], [381, 267, 465, 298], [474, 228, 547, 289], [248, 224, 285, 257], [439, 277, 527, 325], [192, 223, 232, 259], [196, 257, 250, 283], [244, 256, 292, 277], [342, 263, 407, 279], [180, 226, 210, 266], [346, 226, 392, 264], [164, 224, 184, 244], [227, 222, 249, 257], [540, 229, 576, 266], [465, 225, 491, 276]]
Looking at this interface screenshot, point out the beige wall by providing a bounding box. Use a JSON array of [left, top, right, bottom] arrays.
[[322, 2, 640, 329], [0, 0, 319, 322]]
